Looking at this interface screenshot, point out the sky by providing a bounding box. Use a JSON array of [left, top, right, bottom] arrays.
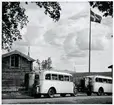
[[2, 2, 113, 72]]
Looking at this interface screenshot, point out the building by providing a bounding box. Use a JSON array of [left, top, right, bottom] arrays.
[[108, 65, 113, 70], [2, 50, 35, 91], [108, 65, 113, 77]]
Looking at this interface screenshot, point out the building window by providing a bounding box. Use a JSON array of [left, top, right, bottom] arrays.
[[10, 55, 19, 68]]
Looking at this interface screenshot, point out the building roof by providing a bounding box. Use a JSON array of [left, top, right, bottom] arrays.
[[2, 50, 35, 62]]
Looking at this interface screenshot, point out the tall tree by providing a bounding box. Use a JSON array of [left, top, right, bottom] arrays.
[[90, 1, 113, 17], [2, 2, 61, 51]]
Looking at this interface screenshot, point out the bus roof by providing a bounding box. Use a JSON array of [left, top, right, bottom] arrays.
[[35, 70, 72, 76], [85, 75, 112, 79]]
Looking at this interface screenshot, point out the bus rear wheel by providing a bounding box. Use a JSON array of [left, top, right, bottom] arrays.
[[48, 88, 55, 98], [97, 88, 104, 96]]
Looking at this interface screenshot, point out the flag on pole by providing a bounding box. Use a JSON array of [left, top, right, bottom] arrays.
[[90, 10, 102, 23]]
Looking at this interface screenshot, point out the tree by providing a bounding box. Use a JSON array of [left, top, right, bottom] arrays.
[[90, 1, 113, 17], [2, 2, 61, 51], [40, 57, 52, 70]]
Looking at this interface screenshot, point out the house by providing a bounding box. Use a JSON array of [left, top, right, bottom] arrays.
[[2, 50, 35, 91]]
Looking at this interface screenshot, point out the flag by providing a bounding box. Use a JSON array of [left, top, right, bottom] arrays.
[[90, 10, 102, 23]]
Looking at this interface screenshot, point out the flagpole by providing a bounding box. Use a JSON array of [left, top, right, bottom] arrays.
[[88, 8, 102, 74], [89, 8, 91, 73]]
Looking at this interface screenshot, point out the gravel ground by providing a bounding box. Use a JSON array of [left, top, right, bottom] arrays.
[[2, 95, 112, 104]]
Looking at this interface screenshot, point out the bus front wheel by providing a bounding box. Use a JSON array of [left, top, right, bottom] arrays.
[[97, 88, 104, 96], [48, 88, 55, 98], [71, 87, 78, 97]]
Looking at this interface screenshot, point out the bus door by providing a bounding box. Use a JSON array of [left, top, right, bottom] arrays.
[[85, 77, 93, 92]]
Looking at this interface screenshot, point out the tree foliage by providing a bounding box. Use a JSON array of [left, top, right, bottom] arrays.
[[36, 57, 52, 70], [2, 2, 61, 51], [90, 1, 113, 17]]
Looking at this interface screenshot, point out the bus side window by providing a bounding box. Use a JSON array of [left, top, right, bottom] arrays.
[[95, 78, 103, 83], [109, 80, 112, 84], [99, 78, 103, 83], [95, 78, 99, 82], [45, 74, 51, 80], [52, 74, 58, 80], [64, 75, 69, 81], [70, 76, 73, 82], [59, 75, 64, 81], [107, 79, 112, 84], [103, 79, 107, 83]]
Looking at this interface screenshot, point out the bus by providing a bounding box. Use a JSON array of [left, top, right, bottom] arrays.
[[80, 75, 112, 96], [25, 70, 77, 98]]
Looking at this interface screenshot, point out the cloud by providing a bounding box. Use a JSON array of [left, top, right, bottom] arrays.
[[63, 33, 87, 57], [43, 2, 112, 59], [10, 2, 112, 71]]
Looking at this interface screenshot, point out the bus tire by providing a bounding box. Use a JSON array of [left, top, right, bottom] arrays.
[[60, 94, 66, 97], [97, 87, 104, 96], [48, 88, 56, 98], [71, 86, 78, 97]]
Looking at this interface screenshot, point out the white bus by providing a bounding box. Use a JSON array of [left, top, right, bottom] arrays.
[[27, 70, 77, 98], [83, 75, 112, 96]]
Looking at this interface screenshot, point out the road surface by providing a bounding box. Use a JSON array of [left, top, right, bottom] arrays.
[[2, 95, 112, 104]]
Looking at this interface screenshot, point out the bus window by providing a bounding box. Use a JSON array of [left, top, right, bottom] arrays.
[[109, 79, 112, 84], [95, 78, 103, 82], [64, 75, 69, 81], [95, 78, 99, 82], [70, 76, 73, 82], [103, 79, 107, 83], [45, 74, 51, 80], [99, 78, 103, 82], [107, 79, 112, 84], [52, 74, 58, 80], [59, 75, 64, 81]]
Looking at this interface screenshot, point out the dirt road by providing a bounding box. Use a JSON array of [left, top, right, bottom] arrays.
[[2, 95, 112, 104]]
